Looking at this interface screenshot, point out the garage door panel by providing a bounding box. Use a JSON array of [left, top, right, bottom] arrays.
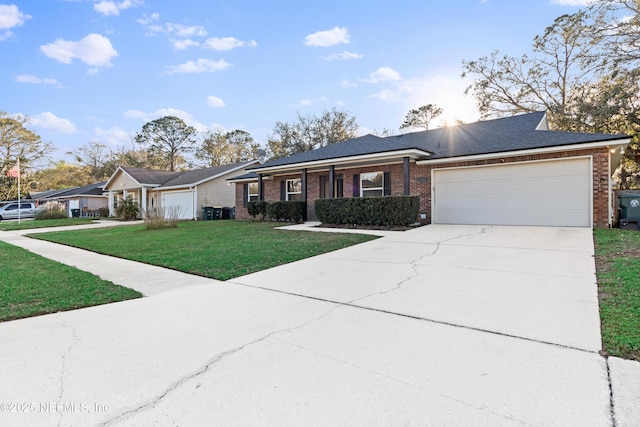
[[433, 158, 591, 227], [161, 191, 193, 220]]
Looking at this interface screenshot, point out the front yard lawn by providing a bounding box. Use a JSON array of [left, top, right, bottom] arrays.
[[0, 241, 141, 322], [594, 229, 640, 361], [31, 220, 379, 281]]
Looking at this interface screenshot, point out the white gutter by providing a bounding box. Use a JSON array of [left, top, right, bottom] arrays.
[[416, 138, 631, 165]]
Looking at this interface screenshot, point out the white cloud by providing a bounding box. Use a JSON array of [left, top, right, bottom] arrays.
[[366, 67, 402, 83], [137, 12, 159, 25], [40, 33, 118, 67], [93, 0, 143, 16], [206, 96, 225, 107], [15, 74, 59, 85], [324, 51, 363, 61], [124, 108, 207, 132], [172, 39, 199, 50], [165, 58, 231, 74], [341, 78, 357, 87], [549, 0, 591, 5], [94, 126, 130, 146], [293, 97, 328, 107], [0, 4, 30, 40], [165, 23, 207, 38], [30, 112, 77, 133], [203, 37, 257, 51], [305, 26, 350, 47]]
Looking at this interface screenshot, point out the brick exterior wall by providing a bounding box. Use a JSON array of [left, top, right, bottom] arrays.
[[234, 147, 612, 227]]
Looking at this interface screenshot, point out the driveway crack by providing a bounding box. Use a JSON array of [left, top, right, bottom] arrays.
[[350, 226, 492, 303], [56, 321, 80, 427], [98, 304, 341, 426]]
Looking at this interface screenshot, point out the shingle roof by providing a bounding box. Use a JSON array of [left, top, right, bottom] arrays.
[[40, 182, 107, 199], [389, 112, 627, 160], [249, 134, 413, 170], [158, 161, 255, 187], [121, 160, 256, 188], [249, 112, 628, 171], [121, 167, 181, 185]]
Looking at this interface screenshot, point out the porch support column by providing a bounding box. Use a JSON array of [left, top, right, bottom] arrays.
[[109, 191, 114, 216], [403, 157, 410, 196], [301, 169, 308, 202], [329, 165, 335, 199], [141, 187, 148, 214], [258, 174, 264, 201], [301, 169, 308, 221]]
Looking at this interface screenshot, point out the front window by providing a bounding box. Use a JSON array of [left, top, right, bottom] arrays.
[[248, 182, 259, 202], [320, 175, 344, 198], [361, 172, 384, 197], [286, 179, 302, 201]]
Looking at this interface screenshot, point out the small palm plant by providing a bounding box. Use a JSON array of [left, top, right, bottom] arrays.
[[115, 195, 139, 220]]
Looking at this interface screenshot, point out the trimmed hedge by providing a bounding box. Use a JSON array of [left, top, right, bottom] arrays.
[[247, 200, 306, 223], [315, 196, 420, 227], [247, 201, 268, 219]]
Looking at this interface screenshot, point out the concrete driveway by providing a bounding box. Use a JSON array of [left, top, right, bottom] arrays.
[[0, 224, 636, 426]]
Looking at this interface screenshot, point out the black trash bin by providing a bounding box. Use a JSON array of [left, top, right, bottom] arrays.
[[201, 206, 214, 221], [619, 194, 640, 223], [222, 206, 235, 220], [212, 207, 222, 220], [71, 208, 80, 218]]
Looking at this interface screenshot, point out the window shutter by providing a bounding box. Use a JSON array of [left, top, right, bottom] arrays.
[[319, 176, 326, 199], [384, 171, 391, 196], [280, 180, 286, 201], [243, 184, 248, 208], [352, 174, 360, 197]]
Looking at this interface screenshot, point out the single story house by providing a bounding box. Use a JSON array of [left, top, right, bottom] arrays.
[[230, 112, 630, 228], [104, 160, 258, 220], [32, 182, 109, 217]]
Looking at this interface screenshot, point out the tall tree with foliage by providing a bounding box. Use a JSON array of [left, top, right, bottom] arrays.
[[0, 112, 55, 200], [31, 161, 93, 191], [400, 104, 444, 131], [268, 108, 359, 159], [461, 3, 640, 188], [67, 141, 113, 181], [134, 116, 197, 171], [196, 129, 260, 167], [461, 11, 601, 128]]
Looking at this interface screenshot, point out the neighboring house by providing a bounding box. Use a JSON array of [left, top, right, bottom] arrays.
[[230, 112, 630, 228], [104, 160, 259, 220], [33, 182, 109, 217]]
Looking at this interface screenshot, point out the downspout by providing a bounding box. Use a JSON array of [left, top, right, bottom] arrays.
[[192, 186, 197, 220]]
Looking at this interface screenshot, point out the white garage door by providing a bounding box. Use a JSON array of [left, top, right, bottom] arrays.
[[161, 190, 194, 220], [433, 158, 591, 227]]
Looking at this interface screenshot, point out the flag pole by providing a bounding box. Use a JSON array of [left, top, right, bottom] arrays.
[[17, 157, 21, 224]]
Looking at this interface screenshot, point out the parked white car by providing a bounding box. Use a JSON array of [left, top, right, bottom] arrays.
[[0, 202, 40, 221]]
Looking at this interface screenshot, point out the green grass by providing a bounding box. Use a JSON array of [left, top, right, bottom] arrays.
[[593, 228, 640, 361], [0, 218, 95, 231], [0, 241, 141, 322], [31, 220, 379, 281]]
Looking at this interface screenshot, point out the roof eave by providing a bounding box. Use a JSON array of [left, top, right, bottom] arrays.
[[249, 149, 431, 175], [155, 160, 260, 190], [415, 138, 631, 165]]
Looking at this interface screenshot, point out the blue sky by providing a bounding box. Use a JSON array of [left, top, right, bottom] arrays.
[[1, 0, 590, 165]]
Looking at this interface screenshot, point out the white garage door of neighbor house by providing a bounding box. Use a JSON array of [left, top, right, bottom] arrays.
[[162, 191, 194, 220], [433, 157, 592, 227]]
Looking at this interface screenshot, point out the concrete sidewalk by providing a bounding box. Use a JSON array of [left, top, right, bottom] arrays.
[[0, 223, 638, 426]]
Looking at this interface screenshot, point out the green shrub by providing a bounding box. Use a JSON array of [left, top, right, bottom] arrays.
[[115, 195, 139, 220], [315, 196, 420, 227], [247, 201, 268, 220], [35, 201, 68, 220], [266, 201, 306, 223]]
